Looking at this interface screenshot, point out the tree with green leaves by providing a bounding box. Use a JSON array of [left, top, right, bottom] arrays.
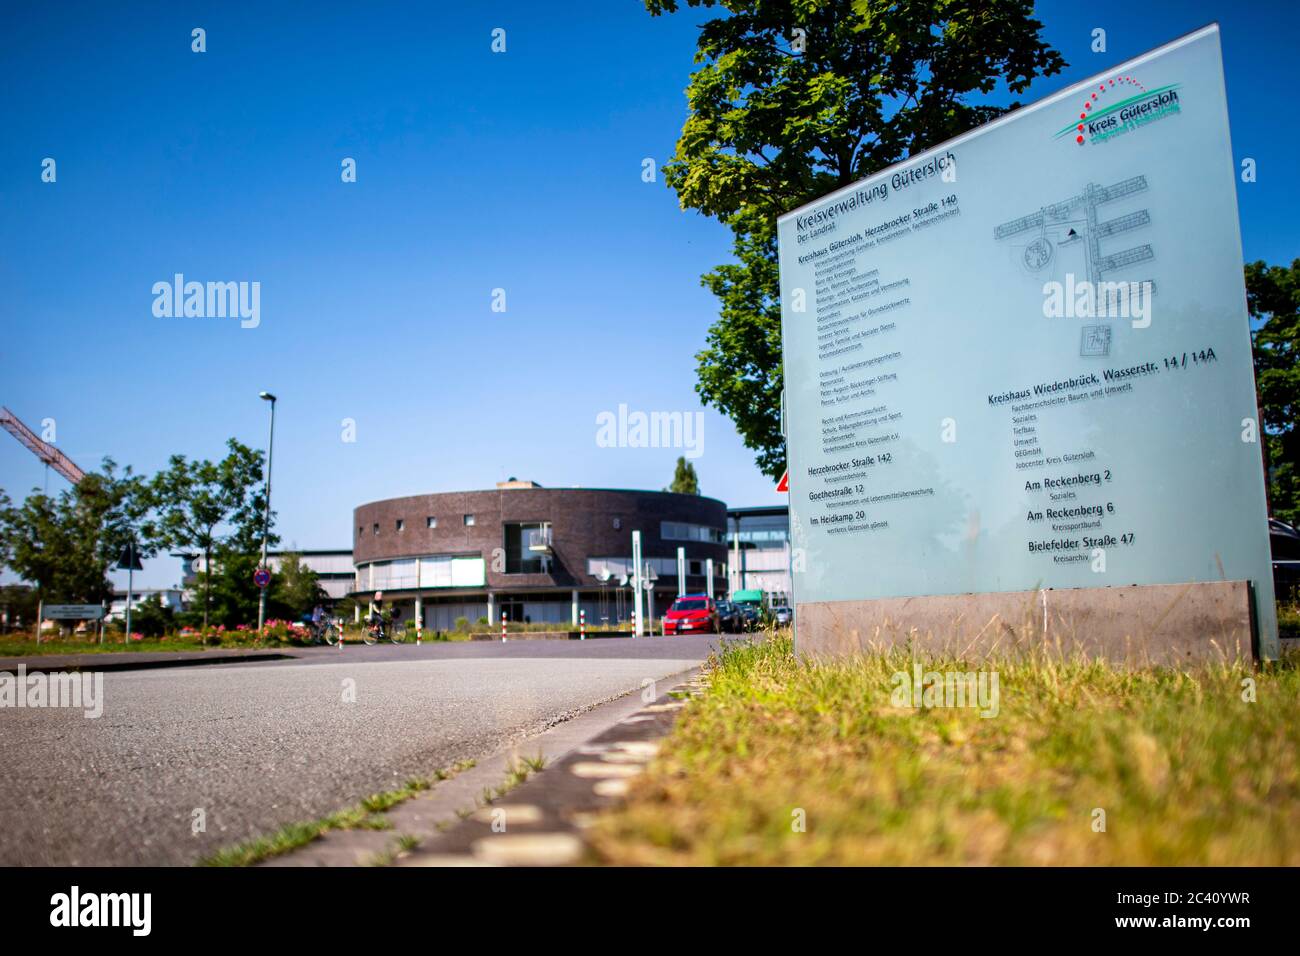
[[0, 461, 148, 625], [201, 548, 262, 628], [666, 456, 701, 495], [646, 0, 1065, 477], [141, 439, 271, 628], [1247, 258, 1300, 526], [268, 552, 326, 622], [128, 593, 175, 638], [0, 583, 39, 633], [0, 489, 11, 572]]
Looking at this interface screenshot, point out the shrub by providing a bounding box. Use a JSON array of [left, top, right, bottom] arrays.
[[262, 619, 312, 646]]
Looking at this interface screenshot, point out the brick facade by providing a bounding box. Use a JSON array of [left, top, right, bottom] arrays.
[[353, 487, 729, 594]]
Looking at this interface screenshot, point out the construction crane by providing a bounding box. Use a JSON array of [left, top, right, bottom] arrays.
[[0, 406, 86, 486]]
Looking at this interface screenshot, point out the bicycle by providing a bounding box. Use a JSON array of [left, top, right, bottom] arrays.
[[309, 617, 342, 646], [361, 615, 403, 645]]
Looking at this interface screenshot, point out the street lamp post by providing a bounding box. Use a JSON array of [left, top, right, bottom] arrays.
[[256, 391, 277, 638]]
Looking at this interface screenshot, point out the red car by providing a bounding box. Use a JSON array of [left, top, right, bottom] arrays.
[[662, 595, 720, 635]]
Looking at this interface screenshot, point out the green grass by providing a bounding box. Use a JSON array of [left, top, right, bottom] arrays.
[[479, 753, 547, 804], [200, 760, 476, 866], [429, 630, 474, 642], [364, 831, 423, 866], [200, 806, 390, 867], [0, 636, 214, 656], [589, 632, 1300, 866], [1277, 598, 1300, 638], [206, 751, 547, 865]]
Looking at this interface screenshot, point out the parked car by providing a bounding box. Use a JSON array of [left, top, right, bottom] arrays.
[[771, 605, 793, 626], [663, 595, 720, 635], [1271, 518, 1300, 601], [734, 603, 763, 632], [714, 600, 742, 633]]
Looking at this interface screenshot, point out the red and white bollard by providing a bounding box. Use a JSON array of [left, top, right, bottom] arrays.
[[579, 609, 586, 641], [501, 612, 508, 642]]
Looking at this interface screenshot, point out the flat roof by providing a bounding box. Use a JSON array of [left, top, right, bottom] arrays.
[[728, 505, 789, 517], [358, 486, 728, 508], [269, 549, 351, 556]]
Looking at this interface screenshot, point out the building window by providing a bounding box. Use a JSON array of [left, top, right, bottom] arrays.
[[372, 523, 379, 535], [426, 516, 437, 529], [503, 522, 552, 574], [358, 526, 363, 537], [464, 514, 475, 526], [690, 560, 702, 576], [661, 521, 725, 544], [395, 519, 404, 532], [588, 556, 677, 579], [726, 514, 791, 550]]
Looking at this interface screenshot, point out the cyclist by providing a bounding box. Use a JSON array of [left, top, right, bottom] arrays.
[[366, 592, 387, 638], [309, 603, 327, 643]]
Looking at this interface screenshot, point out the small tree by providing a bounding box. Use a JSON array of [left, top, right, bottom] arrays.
[[1248, 258, 1300, 525], [329, 595, 357, 625], [142, 439, 270, 628], [0, 489, 11, 571], [645, 0, 1066, 477], [0, 583, 39, 633], [129, 593, 174, 638], [268, 552, 325, 621], [0, 461, 148, 629], [666, 456, 701, 495]]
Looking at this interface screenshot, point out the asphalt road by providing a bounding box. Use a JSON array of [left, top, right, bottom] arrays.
[[0, 635, 721, 865]]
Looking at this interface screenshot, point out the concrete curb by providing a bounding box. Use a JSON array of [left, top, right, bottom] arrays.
[[259, 665, 702, 867], [394, 670, 707, 867], [0, 649, 298, 674], [468, 632, 634, 642]]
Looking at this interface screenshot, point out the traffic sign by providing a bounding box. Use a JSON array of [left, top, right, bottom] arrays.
[[253, 567, 271, 589], [116, 541, 144, 571], [45, 604, 104, 620]]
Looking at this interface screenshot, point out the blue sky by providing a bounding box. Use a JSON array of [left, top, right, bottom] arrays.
[[1, 0, 1296, 588]]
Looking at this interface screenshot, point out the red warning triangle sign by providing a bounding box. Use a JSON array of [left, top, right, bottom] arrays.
[[776, 470, 789, 493]]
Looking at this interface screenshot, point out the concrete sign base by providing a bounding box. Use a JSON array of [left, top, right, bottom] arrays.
[[796, 579, 1263, 667]]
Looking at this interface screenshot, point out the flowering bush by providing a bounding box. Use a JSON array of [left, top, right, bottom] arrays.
[[154, 621, 320, 648], [260, 619, 312, 646]]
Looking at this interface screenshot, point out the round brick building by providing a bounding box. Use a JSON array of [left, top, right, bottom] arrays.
[[352, 480, 730, 630]]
